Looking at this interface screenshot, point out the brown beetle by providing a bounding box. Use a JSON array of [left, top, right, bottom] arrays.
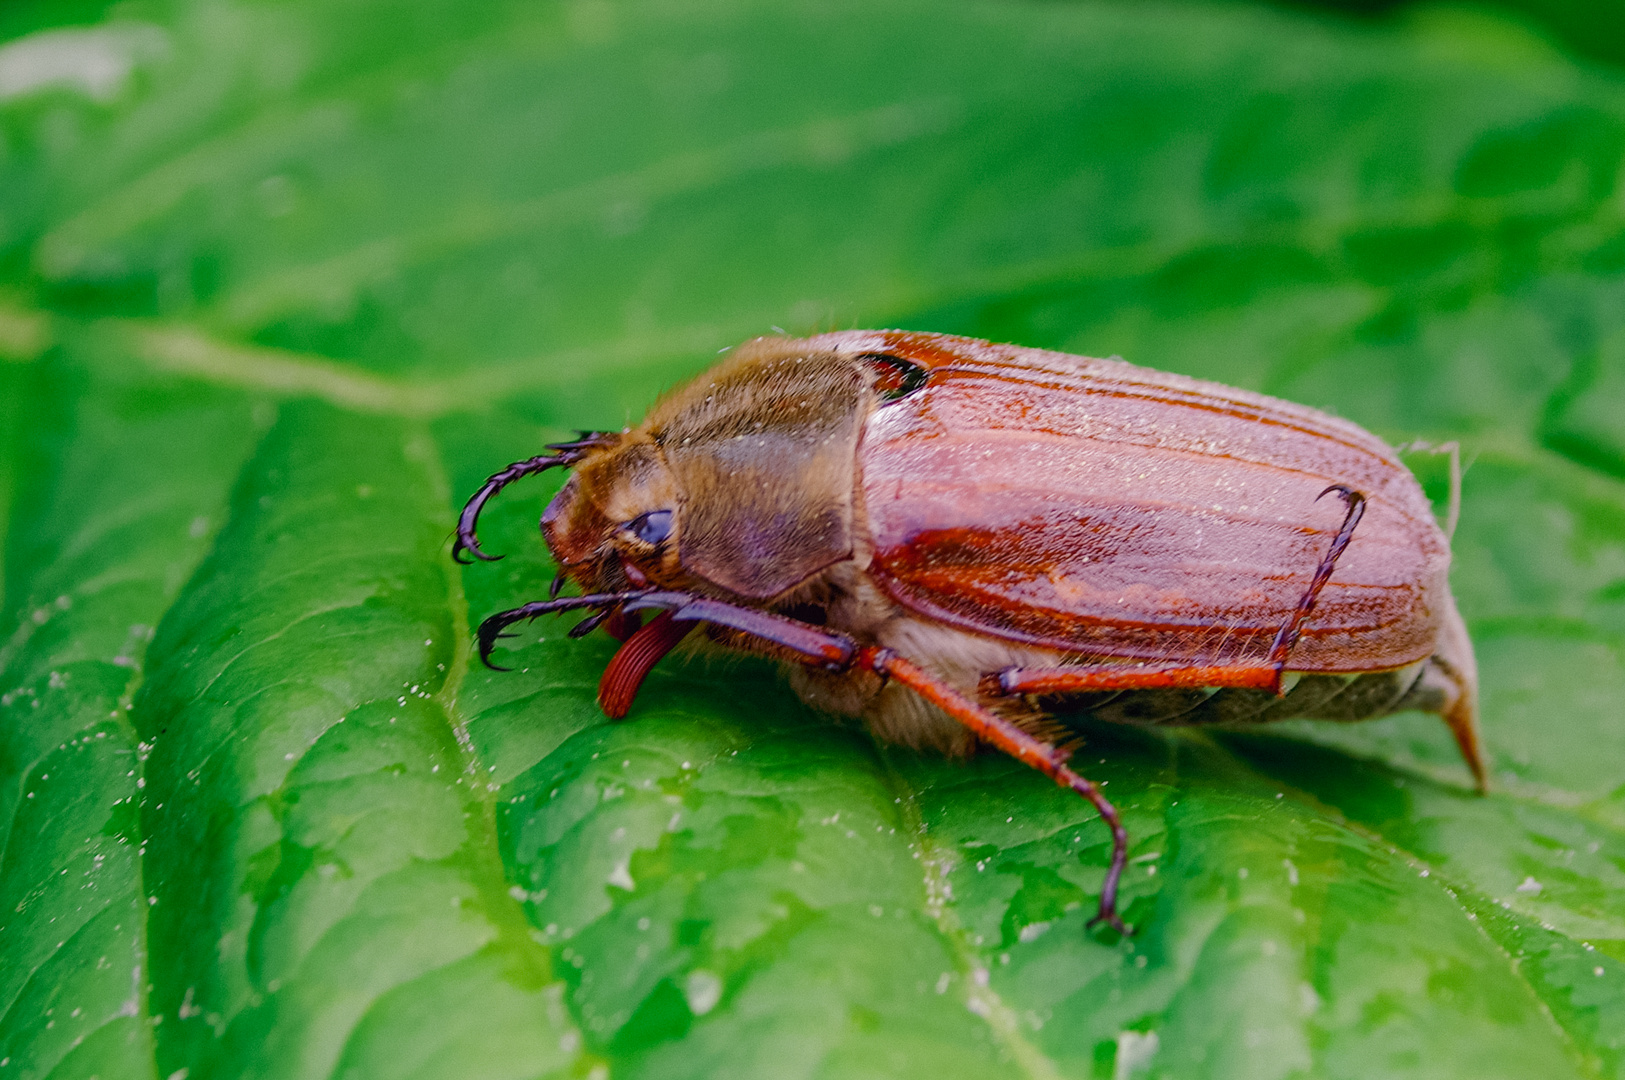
[[456, 331, 1482, 933]]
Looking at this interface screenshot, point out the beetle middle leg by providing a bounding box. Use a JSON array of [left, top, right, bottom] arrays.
[[858, 647, 1130, 934]]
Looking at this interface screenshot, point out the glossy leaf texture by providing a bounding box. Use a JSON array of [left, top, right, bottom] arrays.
[[2, 1, 1624, 1078]]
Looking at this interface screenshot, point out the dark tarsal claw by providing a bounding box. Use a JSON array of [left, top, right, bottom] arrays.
[[1086, 908, 1130, 936], [475, 617, 524, 671], [568, 609, 613, 639], [1316, 483, 1362, 507], [452, 529, 501, 565]]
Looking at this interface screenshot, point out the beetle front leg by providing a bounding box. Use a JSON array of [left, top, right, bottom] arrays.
[[480, 593, 1132, 930], [857, 647, 1131, 935], [478, 589, 859, 715], [453, 432, 619, 563]]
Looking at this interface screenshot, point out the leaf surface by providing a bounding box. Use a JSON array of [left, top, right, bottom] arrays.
[[3, 2, 1624, 1078]]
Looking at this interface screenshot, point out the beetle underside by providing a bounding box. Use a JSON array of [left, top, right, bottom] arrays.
[[452, 331, 1486, 936]]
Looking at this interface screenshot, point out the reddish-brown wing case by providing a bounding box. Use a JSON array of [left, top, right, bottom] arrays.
[[813, 330, 1450, 673]]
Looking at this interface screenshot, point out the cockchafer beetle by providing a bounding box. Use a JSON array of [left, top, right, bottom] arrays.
[[455, 330, 1483, 934]]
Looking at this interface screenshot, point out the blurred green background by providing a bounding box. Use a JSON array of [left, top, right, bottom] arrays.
[[3, 1, 1625, 1078]]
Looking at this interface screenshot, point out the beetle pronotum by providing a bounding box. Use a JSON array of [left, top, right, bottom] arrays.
[[456, 331, 1482, 933]]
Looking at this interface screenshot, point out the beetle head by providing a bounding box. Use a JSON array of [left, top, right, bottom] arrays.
[[541, 434, 686, 594]]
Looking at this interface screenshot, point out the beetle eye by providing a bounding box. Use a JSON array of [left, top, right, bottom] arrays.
[[628, 509, 673, 545], [861, 353, 930, 402]]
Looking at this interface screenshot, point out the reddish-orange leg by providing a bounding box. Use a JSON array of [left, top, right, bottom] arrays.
[[857, 647, 1131, 933], [985, 485, 1366, 699]]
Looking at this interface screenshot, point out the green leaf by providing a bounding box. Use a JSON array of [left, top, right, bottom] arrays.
[[4, 2, 1625, 1078]]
